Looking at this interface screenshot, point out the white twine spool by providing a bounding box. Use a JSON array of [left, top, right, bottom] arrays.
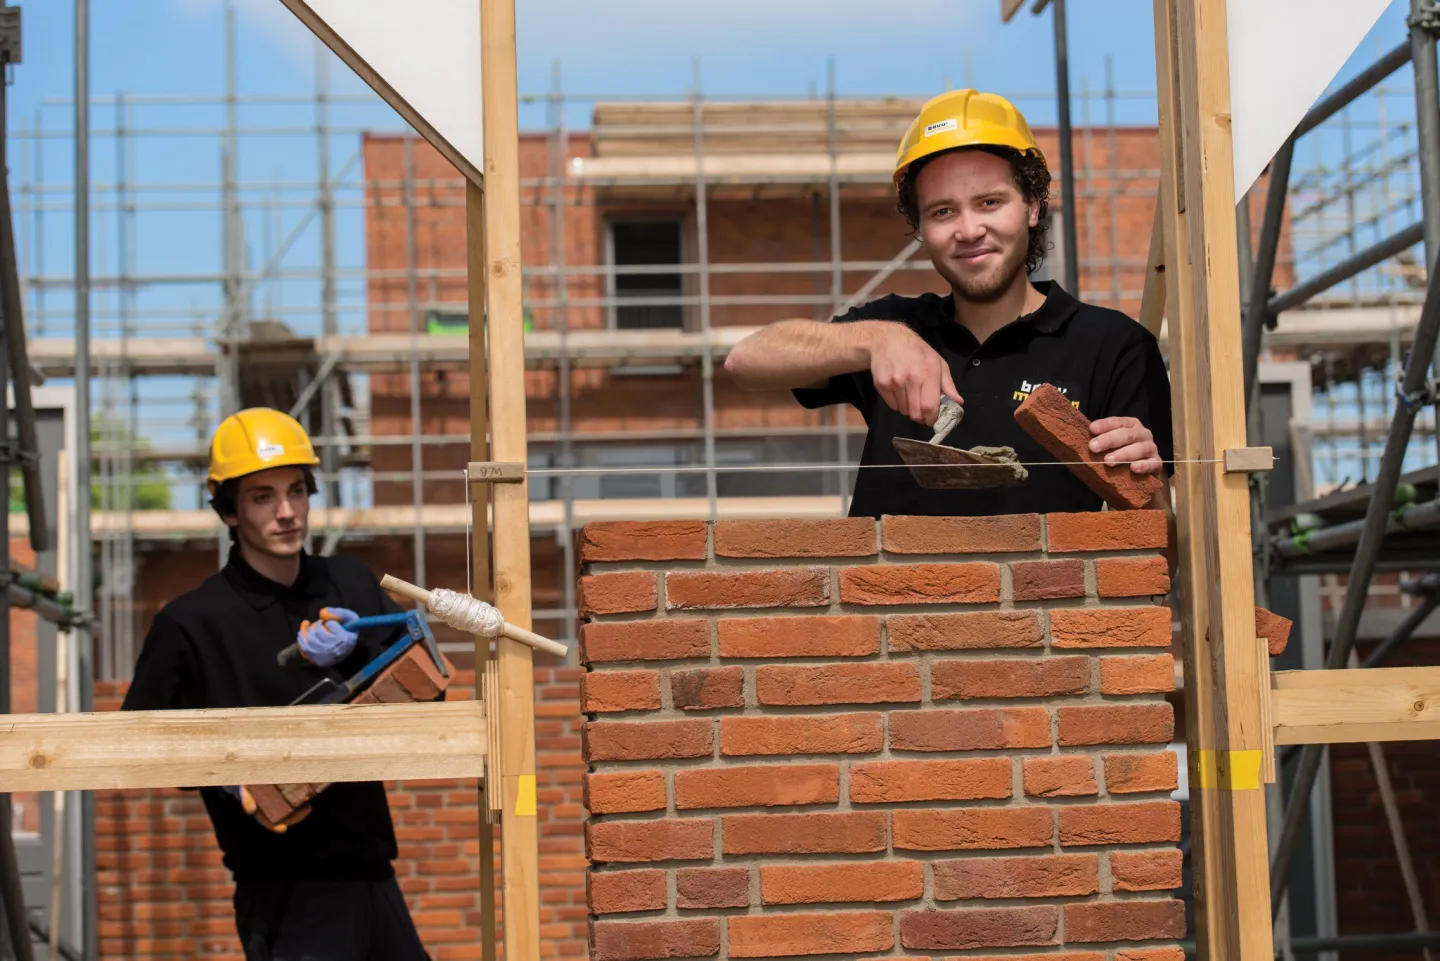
[[427, 588, 506, 637]]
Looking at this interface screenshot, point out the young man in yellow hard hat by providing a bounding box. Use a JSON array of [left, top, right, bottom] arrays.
[[725, 89, 1173, 518], [122, 407, 430, 961]]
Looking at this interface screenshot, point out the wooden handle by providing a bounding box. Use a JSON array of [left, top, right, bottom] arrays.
[[501, 623, 570, 658], [380, 574, 431, 606]]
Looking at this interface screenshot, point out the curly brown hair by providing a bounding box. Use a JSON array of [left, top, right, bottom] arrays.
[[895, 145, 1053, 276]]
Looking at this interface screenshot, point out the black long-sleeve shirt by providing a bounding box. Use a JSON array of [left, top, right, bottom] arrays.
[[123, 547, 406, 882]]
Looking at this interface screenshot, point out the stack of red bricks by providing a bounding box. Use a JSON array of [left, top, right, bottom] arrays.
[[579, 514, 1184, 961]]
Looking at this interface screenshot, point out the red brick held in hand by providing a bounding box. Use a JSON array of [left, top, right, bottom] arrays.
[[722, 811, 887, 855], [590, 918, 721, 961], [1010, 559, 1087, 601], [589, 869, 667, 914], [882, 514, 1041, 554], [721, 713, 882, 756], [755, 661, 920, 706], [579, 572, 659, 616], [888, 610, 1043, 652], [933, 853, 1099, 900], [670, 667, 744, 711], [584, 771, 667, 815], [583, 718, 713, 762], [761, 860, 924, 905], [1014, 384, 1164, 509], [1049, 607, 1172, 649], [1256, 605, 1293, 656], [714, 518, 876, 558], [1104, 751, 1179, 794], [932, 656, 1089, 700], [582, 671, 662, 713], [1063, 899, 1187, 943], [666, 567, 828, 610], [675, 867, 749, 909], [892, 807, 1054, 851], [728, 911, 893, 958], [1045, 510, 1169, 552], [580, 521, 706, 563], [1095, 556, 1171, 597], [889, 707, 1051, 752], [581, 619, 710, 664], [849, 758, 1012, 804], [1022, 755, 1098, 797], [674, 763, 838, 810], [717, 615, 880, 658], [840, 563, 1000, 605], [1111, 848, 1184, 891], [1099, 655, 1175, 694], [899, 905, 1059, 951], [587, 818, 715, 863], [1059, 800, 1181, 845]]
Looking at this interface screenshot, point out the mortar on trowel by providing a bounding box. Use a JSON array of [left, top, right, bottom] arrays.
[[892, 394, 1029, 489]]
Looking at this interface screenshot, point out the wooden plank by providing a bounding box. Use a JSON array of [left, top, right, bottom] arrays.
[[1151, 3, 1230, 957], [0, 700, 486, 792], [1138, 201, 1167, 337], [478, 4, 541, 961], [1223, 446, 1276, 473], [1168, 1, 1275, 958], [1271, 666, 1440, 744]]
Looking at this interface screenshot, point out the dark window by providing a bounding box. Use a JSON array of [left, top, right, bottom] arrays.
[[610, 220, 684, 330]]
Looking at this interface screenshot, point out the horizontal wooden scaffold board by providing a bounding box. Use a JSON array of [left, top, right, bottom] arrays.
[[0, 699, 486, 792], [1271, 665, 1440, 745]]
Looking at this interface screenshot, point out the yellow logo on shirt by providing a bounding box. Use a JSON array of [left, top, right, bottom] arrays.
[[1012, 380, 1081, 407]]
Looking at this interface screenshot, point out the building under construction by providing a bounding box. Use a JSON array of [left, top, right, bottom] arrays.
[[5, 9, 1440, 958]]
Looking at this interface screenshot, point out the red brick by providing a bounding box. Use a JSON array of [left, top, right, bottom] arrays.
[[1117, 948, 1188, 961], [584, 771, 667, 815], [587, 819, 714, 863], [722, 812, 886, 855], [590, 918, 721, 961], [1010, 559, 1086, 600], [888, 610, 1043, 651], [728, 911, 893, 958], [674, 763, 838, 810], [1056, 704, 1173, 745], [1099, 655, 1176, 694], [932, 656, 1089, 700], [1015, 385, 1164, 508], [589, 869, 667, 914], [1256, 605, 1293, 656], [580, 521, 707, 563], [881, 514, 1041, 554], [849, 758, 1012, 803], [1022, 755, 1098, 797], [582, 619, 710, 663], [933, 853, 1099, 900], [892, 807, 1054, 851], [1104, 751, 1179, 794], [582, 671, 662, 713], [1096, 556, 1171, 597], [1045, 510, 1169, 552], [670, 667, 745, 711], [715, 518, 876, 558], [1049, 607, 1172, 649], [1111, 848, 1185, 891], [899, 905, 1059, 951], [579, 572, 659, 616], [1062, 900, 1187, 942], [1059, 801, 1182, 845], [722, 713, 882, 756], [665, 568, 828, 610], [839, 563, 1000, 605], [889, 708, 1051, 751], [755, 662, 920, 705], [385, 645, 453, 701], [583, 719, 713, 762], [717, 615, 880, 658], [675, 867, 750, 909], [761, 861, 924, 904]]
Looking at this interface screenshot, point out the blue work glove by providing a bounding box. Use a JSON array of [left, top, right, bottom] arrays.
[[296, 607, 359, 667]]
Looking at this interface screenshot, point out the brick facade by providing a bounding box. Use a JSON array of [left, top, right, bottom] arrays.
[[579, 515, 1185, 960]]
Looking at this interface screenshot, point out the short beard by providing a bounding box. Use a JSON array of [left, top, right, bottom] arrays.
[[932, 238, 1030, 305]]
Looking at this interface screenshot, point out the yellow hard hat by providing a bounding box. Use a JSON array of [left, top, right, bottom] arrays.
[[207, 407, 320, 492], [894, 89, 1043, 184]]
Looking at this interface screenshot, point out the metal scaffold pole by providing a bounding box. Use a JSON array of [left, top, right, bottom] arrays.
[[1409, 0, 1440, 461], [550, 62, 577, 646], [692, 61, 718, 517], [403, 134, 426, 589]]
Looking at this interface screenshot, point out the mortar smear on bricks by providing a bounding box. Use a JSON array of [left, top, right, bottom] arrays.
[[577, 514, 1184, 961]]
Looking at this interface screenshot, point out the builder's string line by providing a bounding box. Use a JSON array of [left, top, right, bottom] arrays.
[[478, 458, 1229, 478]]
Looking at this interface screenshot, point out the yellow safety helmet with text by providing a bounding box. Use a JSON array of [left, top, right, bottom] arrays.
[[207, 407, 320, 493], [893, 89, 1043, 184]]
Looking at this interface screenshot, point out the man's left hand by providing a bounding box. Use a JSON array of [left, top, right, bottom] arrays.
[[1088, 416, 1162, 474]]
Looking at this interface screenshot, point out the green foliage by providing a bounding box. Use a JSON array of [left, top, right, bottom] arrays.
[[9, 418, 172, 512]]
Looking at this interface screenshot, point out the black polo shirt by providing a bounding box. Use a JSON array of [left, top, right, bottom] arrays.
[[123, 546, 408, 882], [794, 281, 1174, 518]]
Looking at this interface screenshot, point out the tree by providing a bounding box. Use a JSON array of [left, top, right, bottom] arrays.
[[8, 416, 172, 513]]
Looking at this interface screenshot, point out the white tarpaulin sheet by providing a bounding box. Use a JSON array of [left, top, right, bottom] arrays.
[[1229, 0, 1392, 194], [277, 0, 484, 185]]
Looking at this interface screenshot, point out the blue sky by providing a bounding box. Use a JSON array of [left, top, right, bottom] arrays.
[[3, 0, 1424, 488]]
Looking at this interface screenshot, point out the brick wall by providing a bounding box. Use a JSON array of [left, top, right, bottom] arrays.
[[578, 514, 1184, 961]]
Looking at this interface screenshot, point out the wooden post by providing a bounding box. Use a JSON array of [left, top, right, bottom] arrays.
[[477, 1, 541, 960], [1159, 1, 1275, 958]]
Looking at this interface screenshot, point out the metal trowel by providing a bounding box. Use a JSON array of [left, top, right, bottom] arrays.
[[892, 394, 1030, 490]]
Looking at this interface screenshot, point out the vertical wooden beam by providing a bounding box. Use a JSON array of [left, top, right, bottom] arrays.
[[1137, 202, 1167, 338], [1163, 1, 1275, 958], [465, 180, 499, 961], [478, 2, 541, 961]]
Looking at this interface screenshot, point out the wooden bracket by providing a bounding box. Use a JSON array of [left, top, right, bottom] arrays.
[[1223, 446, 1275, 473], [467, 461, 525, 483]]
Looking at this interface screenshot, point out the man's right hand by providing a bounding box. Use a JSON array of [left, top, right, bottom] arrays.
[[865, 322, 963, 428], [223, 784, 311, 834]]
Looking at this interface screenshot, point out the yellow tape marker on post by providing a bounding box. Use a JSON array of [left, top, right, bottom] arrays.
[[1190, 749, 1262, 791], [514, 774, 537, 816]]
